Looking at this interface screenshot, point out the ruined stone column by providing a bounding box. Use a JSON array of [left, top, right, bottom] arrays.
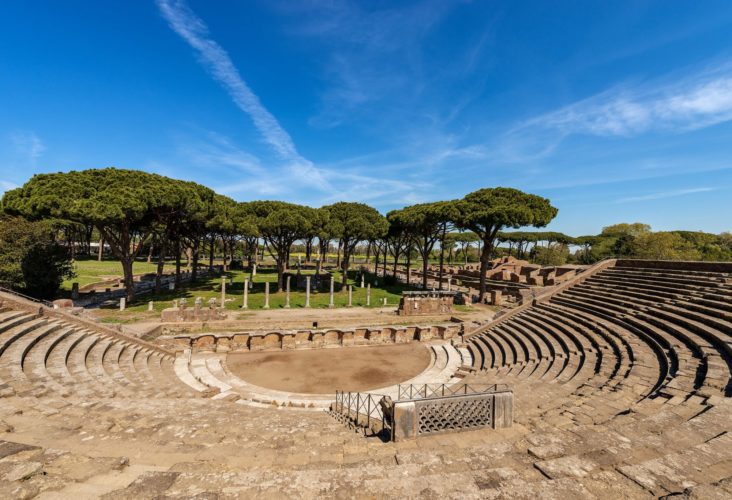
[[329, 275, 334, 308], [366, 284, 371, 306], [285, 276, 291, 308], [242, 279, 249, 309], [360, 274, 365, 288], [221, 277, 226, 307], [148, 301, 154, 312], [447, 277, 451, 291], [348, 285, 353, 307], [119, 297, 126, 311], [263, 281, 270, 309], [252, 263, 257, 276], [305, 276, 311, 308]]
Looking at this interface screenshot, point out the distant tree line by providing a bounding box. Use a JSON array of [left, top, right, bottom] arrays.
[[492, 222, 732, 266], [1, 168, 557, 301]]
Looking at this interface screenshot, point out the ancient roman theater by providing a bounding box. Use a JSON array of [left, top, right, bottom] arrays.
[[0, 258, 730, 498]]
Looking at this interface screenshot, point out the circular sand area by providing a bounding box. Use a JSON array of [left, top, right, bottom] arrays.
[[226, 343, 432, 394]]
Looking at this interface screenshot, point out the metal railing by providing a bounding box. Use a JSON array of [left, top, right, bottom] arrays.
[[333, 390, 388, 433], [0, 286, 54, 308], [396, 383, 509, 401]]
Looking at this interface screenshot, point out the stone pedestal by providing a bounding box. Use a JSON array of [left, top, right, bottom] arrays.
[[490, 290, 503, 306]]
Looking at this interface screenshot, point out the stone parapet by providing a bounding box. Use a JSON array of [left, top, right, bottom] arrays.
[[163, 323, 460, 352], [391, 389, 513, 441]]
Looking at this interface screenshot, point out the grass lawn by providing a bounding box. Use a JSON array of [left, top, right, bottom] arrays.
[[62, 258, 177, 290]]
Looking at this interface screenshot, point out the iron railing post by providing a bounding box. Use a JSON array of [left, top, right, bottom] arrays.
[[367, 396, 371, 428]]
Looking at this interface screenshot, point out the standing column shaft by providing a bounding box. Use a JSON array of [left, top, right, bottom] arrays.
[[329, 275, 334, 308], [242, 279, 249, 309], [305, 276, 311, 308], [264, 281, 270, 309]]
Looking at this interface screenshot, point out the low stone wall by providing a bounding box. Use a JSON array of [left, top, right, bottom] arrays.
[[398, 295, 454, 316], [391, 390, 513, 441], [162, 323, 460, 353]]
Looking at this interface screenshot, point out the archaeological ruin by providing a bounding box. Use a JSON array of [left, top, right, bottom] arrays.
[[0, 258, 730, 497]]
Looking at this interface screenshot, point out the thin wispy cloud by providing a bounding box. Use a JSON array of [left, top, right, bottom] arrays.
[[180, 132, 265, 177], [616, 187, 715, 204], [276, 1, 466, 129], [156, 0, 331, 190], [10, 131, 45, 166], [500, 63, 732, 161]]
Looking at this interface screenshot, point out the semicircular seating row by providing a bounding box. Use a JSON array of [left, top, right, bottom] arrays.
[[0, 304, 204, 415], [463, 262, 732, 489]]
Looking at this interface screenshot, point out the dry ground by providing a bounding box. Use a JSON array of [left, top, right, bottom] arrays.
[[226, 343, 432, 393]]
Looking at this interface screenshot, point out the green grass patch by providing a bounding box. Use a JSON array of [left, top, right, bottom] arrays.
[[97, 268, 418, 318]]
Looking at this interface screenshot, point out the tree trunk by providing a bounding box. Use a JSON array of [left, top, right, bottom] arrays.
[[175, 239, 182, 288], [392, 248, 400, 277], [316, 239, 328, 274], [155, 238, 166, 294], [374, 246, 380, 279], [341, 244, 350, 286], [191, 238, 200, 281], [478, 241, 492, 302], [276, 258, 285, 291], [121, 256, 135, 303], [406, 252, 411, 285], [336, 240, 342, 268], [209, 234, 215, 269], [305, 238, 313, 262], [438, 229, 447, 290], [98, 238, 104, 261]]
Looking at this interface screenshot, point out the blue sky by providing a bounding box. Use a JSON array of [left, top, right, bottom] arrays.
[[2, 0, 732, 236]]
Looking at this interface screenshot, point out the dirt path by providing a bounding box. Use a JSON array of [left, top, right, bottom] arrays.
[[226, 343, 432, 393]]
